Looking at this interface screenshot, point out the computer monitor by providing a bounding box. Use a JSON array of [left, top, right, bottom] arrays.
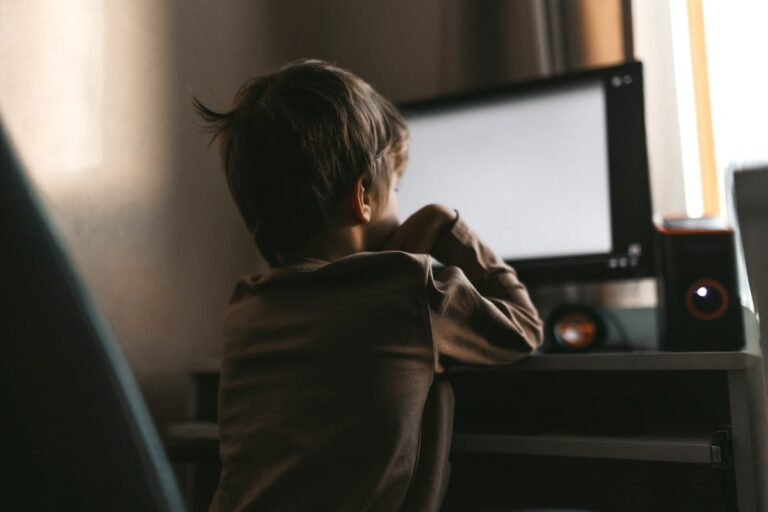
[[398, 62, 655, 285]]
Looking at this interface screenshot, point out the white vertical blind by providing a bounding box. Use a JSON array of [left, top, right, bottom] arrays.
[[703, 0, 768, 210]]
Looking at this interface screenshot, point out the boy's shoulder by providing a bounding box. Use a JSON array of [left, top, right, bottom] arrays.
[[237, 251, 432, 291], [323, 250, 431, 277]]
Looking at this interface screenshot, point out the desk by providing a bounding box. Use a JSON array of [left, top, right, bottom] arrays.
[[170, 352, 768, 511], [445, 352, 768, 511]]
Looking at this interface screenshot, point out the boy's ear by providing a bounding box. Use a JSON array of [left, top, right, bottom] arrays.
[[352, 175, 373, 223]]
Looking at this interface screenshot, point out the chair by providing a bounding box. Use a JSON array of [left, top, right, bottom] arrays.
[[732, 165, 768, 355], [0, 121, 186, 511], [732, 164, 768, 508]]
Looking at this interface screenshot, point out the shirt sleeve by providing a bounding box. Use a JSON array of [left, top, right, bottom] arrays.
[[427, 212, 543, 373]]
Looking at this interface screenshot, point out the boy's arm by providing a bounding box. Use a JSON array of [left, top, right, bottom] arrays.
[[385, 205, 543, 373]]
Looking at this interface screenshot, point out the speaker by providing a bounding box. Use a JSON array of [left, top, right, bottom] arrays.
[[545, 304, 607, 353], [656, 219, 744, 351]]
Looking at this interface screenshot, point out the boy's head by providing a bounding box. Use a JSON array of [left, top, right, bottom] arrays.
[[195, 59, 408, 266]]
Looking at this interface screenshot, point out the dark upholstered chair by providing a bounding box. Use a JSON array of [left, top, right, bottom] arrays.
[[0, 122, 185, 511]]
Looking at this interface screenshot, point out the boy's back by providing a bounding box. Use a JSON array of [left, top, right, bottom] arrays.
[[212, 218, 541, 512]]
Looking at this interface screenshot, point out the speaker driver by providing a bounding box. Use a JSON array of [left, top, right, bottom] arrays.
[[686, 278, 729, 321], [546, 304, 606, 353]]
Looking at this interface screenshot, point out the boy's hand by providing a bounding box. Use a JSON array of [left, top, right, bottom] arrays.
[[383, 204, 457, 255]]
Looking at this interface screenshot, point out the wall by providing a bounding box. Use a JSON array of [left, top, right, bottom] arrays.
[[0, 1, 260, 429], [0, 0, 509, 430], [1, 0, 660, 429]]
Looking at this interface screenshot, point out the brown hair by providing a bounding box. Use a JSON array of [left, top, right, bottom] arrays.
[[194, 59, 408, 266]]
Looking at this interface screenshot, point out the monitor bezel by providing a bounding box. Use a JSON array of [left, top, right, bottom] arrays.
[[398, 61, 655, 285]]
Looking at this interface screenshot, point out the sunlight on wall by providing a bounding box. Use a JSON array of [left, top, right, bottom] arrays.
[[0, 0, 173, 202], [0, 0, 103, 189], [1, 0, 262, 433]]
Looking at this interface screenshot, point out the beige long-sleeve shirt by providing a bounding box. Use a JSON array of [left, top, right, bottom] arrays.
[[210, 217, 543, 512]]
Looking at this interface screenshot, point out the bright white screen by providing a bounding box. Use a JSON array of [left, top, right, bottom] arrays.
[[398, 81, 612, 260]]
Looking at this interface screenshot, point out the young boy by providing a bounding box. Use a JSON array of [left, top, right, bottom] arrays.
[[196, 59, 542, 512]]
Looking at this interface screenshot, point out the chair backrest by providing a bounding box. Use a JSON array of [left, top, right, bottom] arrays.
[[732, 166, 768, 353], [0, 122, 185, 511]]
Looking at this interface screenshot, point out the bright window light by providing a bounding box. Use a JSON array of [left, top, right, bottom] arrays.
[[669, 0, 704, 218]]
